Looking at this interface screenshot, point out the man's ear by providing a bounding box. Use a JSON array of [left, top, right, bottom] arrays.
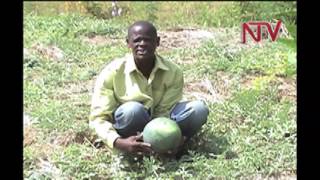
[[126, 36, 131, 48], [156, 36, 160, 47]]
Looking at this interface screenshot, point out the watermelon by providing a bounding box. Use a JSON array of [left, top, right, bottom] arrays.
[[143, 117, 182, 153]]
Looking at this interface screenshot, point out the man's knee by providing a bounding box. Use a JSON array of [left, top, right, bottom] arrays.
[[115, 101, 147, 116], [188, 100, 209, 125], [113, 101, 150, 137], [171, 100, 209, 138]]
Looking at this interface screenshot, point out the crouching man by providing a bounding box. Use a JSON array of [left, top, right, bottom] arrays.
[[89, 21, 209, 156]]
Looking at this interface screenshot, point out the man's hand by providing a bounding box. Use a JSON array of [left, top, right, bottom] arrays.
[[114, 133, 153, 155]]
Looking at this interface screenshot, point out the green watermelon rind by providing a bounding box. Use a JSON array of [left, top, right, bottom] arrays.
[[143, 117, 182, 153]]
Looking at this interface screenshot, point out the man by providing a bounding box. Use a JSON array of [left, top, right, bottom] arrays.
[[89, 21, 209, 156]]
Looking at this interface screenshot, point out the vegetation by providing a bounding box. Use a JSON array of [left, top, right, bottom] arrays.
[[24, 2, 296, 179]]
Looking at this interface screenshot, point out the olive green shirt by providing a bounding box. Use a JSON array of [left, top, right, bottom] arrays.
[[89, 53, 183, 148]]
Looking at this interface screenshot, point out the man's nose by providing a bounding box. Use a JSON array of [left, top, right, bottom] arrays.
[[139, 40, 146, 46]]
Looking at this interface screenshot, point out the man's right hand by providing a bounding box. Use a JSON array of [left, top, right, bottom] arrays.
[[113, 133, 153, 155]]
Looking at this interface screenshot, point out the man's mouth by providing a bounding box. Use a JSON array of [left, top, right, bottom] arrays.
[[137, 49, 147, 55]]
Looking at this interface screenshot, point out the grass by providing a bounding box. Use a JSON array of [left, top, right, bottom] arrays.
[[24, 2, 296, 179]]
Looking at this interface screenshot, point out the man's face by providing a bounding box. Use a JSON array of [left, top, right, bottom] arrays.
[[127, 25, 160, 61]]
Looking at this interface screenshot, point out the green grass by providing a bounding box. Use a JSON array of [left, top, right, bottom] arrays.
[[24, 3, 296, 179]]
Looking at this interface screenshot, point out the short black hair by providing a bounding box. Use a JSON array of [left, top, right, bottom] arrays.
[[127, 21, 157, 39]]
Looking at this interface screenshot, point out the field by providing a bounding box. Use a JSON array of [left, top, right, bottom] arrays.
[[23, 2, 296, 179]]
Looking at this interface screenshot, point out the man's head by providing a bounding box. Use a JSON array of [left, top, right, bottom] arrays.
[[126, 21, 160, 62]]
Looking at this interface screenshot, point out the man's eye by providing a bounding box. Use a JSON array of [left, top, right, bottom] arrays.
[[133, 38, 140, 43], [133, 38, 151, 43]]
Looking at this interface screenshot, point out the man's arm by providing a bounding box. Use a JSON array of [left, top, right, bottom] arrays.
[[89, 66, 120, 149], [89, 63, 152, 154]]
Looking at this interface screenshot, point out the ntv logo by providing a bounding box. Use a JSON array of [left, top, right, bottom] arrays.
[[241, 20, 283, 43]]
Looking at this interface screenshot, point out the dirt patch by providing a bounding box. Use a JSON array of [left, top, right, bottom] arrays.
[[24, 126, 39, 147], [205, 27, 273, 55], [30, 43, 64, 61], [183, 72, 233, 103], [276, 77, 296, 102], [49, 130, 77, 146], [241, 75, 296, 102], [49, 130, 99, 147], [80, 28, 216, 52], [78, 27, 265, 56], [241, 75, 257, 88], [169, 26, 279, 53], [157, 28, 215, 52]]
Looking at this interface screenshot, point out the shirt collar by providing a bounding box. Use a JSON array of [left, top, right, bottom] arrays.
[[124, 53, 169, 74]]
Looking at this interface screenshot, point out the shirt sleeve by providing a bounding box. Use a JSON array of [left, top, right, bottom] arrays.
[[153, 68, 184, 118], [89, 65, 120, 149]]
